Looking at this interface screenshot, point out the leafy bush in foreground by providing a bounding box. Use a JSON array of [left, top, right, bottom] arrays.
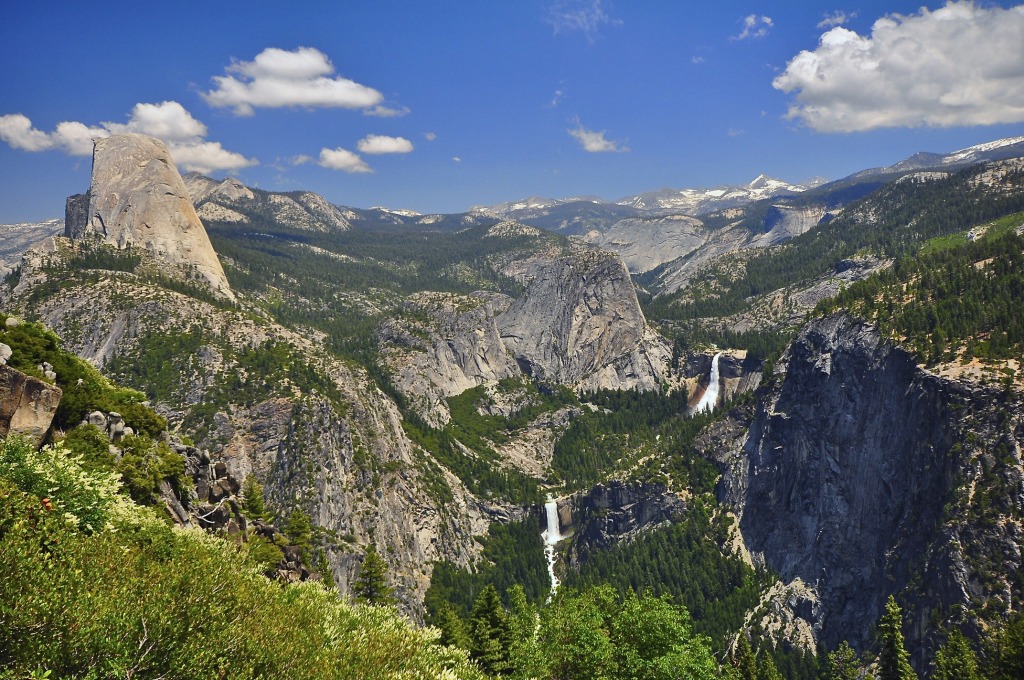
[[0, 436, 483, 679]]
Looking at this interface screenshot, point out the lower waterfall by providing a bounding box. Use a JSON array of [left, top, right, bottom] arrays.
[[542, 498, 564, 600]]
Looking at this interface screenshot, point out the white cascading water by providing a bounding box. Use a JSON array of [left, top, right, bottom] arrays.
[[693, 352, 722, 414], [542, 498, 563, 600]]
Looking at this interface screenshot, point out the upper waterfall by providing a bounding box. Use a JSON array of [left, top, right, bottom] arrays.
[[693, 352, 722, 414]]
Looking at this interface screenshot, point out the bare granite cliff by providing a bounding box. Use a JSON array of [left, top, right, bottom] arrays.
[[65, 134, 233, 300], [379, 291, 520, 426], [496, 248, 671, 391], [714, 314, 1023, 667]]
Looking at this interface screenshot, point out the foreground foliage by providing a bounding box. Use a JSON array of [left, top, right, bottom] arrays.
[[0, 436, 482, 680]]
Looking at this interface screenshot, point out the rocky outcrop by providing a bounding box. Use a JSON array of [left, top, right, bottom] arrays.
[[68, 133, 233, 299], [497, 249, 670, 390], [566, 479, 687, 567], [716, 314, 1024, 667], [0, 364, 62, 445], [379, 292, 520, 426]]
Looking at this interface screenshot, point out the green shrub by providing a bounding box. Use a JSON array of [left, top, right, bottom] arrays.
[[0, 435, 128, 533], [59, 424, 115, 474], [0, 476, 484, 679], [114, 435, 187, 505], [244, 533, 285, 572]]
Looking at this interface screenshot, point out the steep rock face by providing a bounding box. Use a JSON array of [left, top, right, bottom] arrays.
[[587, 215, 708, 274], [566, 480, 687, 567], [379, 292, 520, 426], [749, 205, 828, 248], [69, 134, 233, 299], [20, 278, 491, 618], [0, 364, 62, 445], [719, 314, 1023, 664], [497, 250, 670, 390]]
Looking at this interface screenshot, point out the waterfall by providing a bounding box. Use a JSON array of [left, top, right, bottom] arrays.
[[542, 498, 563, 600], [693, 352, 722, 414]]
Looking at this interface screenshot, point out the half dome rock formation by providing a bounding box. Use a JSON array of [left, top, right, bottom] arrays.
[[64, 133, 234, 300]]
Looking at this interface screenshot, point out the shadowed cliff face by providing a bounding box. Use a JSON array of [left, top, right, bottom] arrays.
[[724, 314, 1023, 662]]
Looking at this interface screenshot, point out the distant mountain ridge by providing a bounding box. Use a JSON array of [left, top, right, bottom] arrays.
[[848, 135, 1024, 180], [471, 174, 813, 225]]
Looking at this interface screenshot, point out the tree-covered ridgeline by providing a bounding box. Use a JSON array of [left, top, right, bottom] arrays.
[[817, 227, 1024, 368], [206, 217, 537, 365]]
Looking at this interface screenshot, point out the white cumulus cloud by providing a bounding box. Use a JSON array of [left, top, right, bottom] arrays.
[[106, 101, 208, 142], [357, 134, 414, 155], [203, 47, 385, 116], [774, 1, 1024, 132], [0, 114, 106, 155], [568, 120, 628, 152], [0, 101, 256, 173], [734, 15, 773, 40], [319, 147, 372, 173]]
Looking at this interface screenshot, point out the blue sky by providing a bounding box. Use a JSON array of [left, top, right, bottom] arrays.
[[2, 1, 1023, 221]]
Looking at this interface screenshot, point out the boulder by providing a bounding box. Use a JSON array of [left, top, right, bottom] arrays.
[[0, 364, 62, 445]]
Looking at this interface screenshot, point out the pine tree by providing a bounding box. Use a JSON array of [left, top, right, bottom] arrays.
[[284, 507, 312, 560], [932, 630, 980, 680], [352, 544, 395, 606], [434, 602, 472, 650], [734, 634, 757, 680], [469, 584, 512, 676], [757, 652, 783, 680], [506, 584, 544, 680], [824, 641, 859, 680], [877, 595, 917, 680], [241, 475, 269, 521]]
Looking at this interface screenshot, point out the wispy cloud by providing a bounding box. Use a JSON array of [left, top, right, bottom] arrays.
[[818, 10, 856, 29], [318, 147, 372, 173], [364, 104, 410, 118], [202, 47, 386, 116], [568, 119, 628, 152], [357, 134, 414, 154], [691, 55, 706, 64], [424, 132, 437, 142], [733, 15, 773, 40], [547, 0, 621, 43], [774, 1, 1024, 132], [0, 101, 256, 174]]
